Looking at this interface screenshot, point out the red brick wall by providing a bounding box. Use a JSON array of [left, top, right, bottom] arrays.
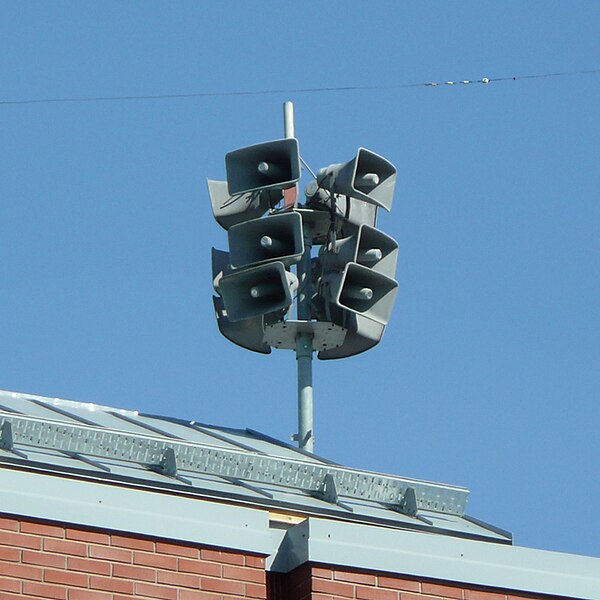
[[0, 515, 266, 599], [0, 515, 575, 600], [279, 564, 571, 600]]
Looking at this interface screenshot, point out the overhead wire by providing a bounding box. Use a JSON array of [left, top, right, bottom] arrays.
[[1, 68, 599, 107]]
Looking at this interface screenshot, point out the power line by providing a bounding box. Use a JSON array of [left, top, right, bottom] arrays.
[[1, 68, 599, 107]]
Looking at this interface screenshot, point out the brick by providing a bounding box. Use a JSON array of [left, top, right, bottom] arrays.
[[134, 550, 177, 570], [334, 570, 377, 585], [0, 531, 42, 550], [245, 554, 266, 569], [200, 576, 245, 595], [67, 590, 112, 600], [67, 557, 111, 576], [179, 591, 222, 600], [23, 550, 66, 569], [111, 533, 155, 551], [0, 576, 21, 593], [66, 529, 110, 545], [22, 581, 67, 599], [379, 576, 421, 592], [0, 545, 21, 562], [156, 541, 199, 558], [113, 562, 156, 582], [0, 517, 20, 531], [401, 593, 440, 600], [135, 582, 178, 599], [178, 557, 221, 577], [464, 591, 505, 600], [88, 544, 131, 563], [2, 596, 45, 600], [313, 578, 355, 598], [357, 586, 399, 600], [312, 566, 334, 579], [200, 548, 244, 565], [90, 575, 134, 594], [43, 538, 87, 557], [158, 569, 201, 588], [223, 564, 265, 584], [422, 581, 464, 598], [44, 568, 88, 588], [21, 521, 65, 538], [0, 561, 43, 581], [246, 582, 268, 598]]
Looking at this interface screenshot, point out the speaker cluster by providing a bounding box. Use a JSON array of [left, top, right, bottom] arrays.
[[209, 137, 399, 359]]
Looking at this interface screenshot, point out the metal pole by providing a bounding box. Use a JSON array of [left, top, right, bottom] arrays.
[[283, 101, 294, 139], [284, 101, 315, 453], [296, 229, 314, 453]]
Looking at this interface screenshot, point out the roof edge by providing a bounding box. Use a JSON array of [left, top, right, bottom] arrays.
[[274, 518, 600, 599]]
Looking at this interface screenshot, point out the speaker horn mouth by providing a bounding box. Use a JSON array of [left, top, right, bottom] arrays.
[[225, 138, 301, 195]]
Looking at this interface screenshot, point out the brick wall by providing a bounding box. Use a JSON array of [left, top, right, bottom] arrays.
[[0, 515, 575, 600], [278, 564, 570, 600], [0, 515, 266, 600]]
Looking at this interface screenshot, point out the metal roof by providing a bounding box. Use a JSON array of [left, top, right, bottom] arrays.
[[0, 388, 509, 543]]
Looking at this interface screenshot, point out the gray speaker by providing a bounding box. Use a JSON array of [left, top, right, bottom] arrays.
[[225, 138, 301, 195], [318, 313, 385, 360], [228, 212, 304, 269], [212, 296, 271, 354], [219, 261, 298, 322], [316, 148, 396, 212], [211, 247, 231, 293], [320, 225, 398, 278], [207, 179, 282, 230], [320, 263, 398, 325], [304, 181, 378, 228]]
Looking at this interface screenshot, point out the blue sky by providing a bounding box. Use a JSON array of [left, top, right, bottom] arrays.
[[1, 1, 599, 558]]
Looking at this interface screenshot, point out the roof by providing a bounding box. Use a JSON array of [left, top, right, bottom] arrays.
[[0, 388, 507, 544], [1, 388, 599, 599]]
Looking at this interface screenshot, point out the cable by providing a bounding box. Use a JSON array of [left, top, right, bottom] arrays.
[[1, 68, 599, 107]]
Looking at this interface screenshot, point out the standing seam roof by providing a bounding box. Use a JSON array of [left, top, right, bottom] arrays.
[[0, 389, 509, 543]]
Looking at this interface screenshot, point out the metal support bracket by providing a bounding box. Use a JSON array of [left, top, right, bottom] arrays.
[[0, 421, 27, 458], [388, 486, 422, 523], [148, 447, 191, 485], [311, 473, 353, 512], [398, 486, 418, 517], [265, 321, 346, 351], [317, 473, 338, 503]]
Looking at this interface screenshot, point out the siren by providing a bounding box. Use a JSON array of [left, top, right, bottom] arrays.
[[207, 179, 281, 230], [212, 296, 271, 354], [318, 312, 385, 360], [225, 138, 301, 195], [305, 180, 378, 229], [320, 225, 399, 278], [218, 261, 298, 322], [320, 263, 398, 326], [211, 247, 231, 293], [316, 148, 397, 212], [228, 212, 304, 269]]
